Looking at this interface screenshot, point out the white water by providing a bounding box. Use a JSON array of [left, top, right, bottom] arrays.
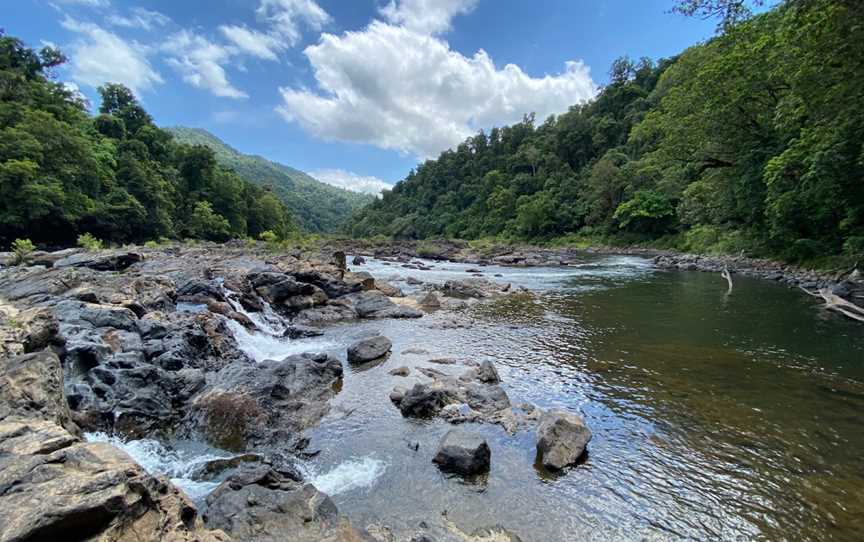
[[225, 319, 335, 363], [85, 432, 225, 501], [308, 457, 387, 496]]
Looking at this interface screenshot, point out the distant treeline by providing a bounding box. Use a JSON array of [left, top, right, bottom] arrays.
[[350, 0, 864, 261], [0, 31, 294, 248]]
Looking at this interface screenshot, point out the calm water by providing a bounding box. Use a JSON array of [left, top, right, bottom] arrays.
[[107, 254, 864, 541]]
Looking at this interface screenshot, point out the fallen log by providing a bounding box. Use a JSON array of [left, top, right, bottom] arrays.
[[800, 286, 864, 322]]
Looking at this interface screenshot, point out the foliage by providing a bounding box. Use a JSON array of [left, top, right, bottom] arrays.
[[0, 33, 295, 248], [350, 0, 863, 262], [11, 238, 35, 264], [167, 127, 373, 233], [76, 232, 103, 251]]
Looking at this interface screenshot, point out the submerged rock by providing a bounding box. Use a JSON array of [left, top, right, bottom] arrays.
[[348, 335, 393, 363], [536, 410, 592, 470], [432, 429, 491, 475]]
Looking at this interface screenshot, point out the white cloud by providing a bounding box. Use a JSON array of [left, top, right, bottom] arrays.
[[312, 169, 392, 195], [380, 0, 478, 34], [60, 17, 163, 95], [55, 0, 110, 7], [219, 25, 284, 61], [277, 21, 596, 159], [257, 0, 331, 46], [107, 8, 171, 32], [163, 30, 248, 99]]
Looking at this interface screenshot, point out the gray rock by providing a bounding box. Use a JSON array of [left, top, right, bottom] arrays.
[[432, 429, 491, 475], [204, 466, 369, 542], [282, 325, 325, 339], [376, 280, 404, 297], [418, 292, 441, 308], [389, 366, 410, 376], [352, 255, 366, 265], [536, 410, 592, 470], [53, 251, 143, 271], [348, 335, 393, 363], [476, 360, 501, 384], [343, 290, 423, 319]]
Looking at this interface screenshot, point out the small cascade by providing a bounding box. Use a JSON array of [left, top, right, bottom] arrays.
[[85, 432, 228, 501], [306, 457, 387, 496], [223, 285, 287, 336]]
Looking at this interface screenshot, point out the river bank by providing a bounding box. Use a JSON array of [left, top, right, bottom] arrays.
[[329, 238, 864, 306], [0, 242, 560, 542]]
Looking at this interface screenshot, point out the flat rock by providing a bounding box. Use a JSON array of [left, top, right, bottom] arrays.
[[348, 335, 393, 363], [53, 251, 143, 271]]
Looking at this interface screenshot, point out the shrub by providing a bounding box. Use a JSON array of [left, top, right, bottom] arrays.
[[843, 236, 864, 256], [11, 238, 35, 265], [76, 233, 104, 251], [786, 238, 825, 262], [143, 240, 159, 249]]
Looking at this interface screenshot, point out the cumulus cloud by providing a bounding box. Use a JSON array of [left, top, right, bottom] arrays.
[[312, 169, 392, 195], [277, 21, 596, 159], [257, 0, 331, 46], [379, 0, 478, 34], [163, 30, 247, 99], [60, 16, 163, 95], [107, 8, 171, 32], [218, 25, 284, 61]]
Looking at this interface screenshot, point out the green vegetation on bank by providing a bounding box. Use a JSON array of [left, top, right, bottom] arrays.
[[167, 127, 374, 233], [0, 31, 294, 248], [350, 0, 864, 263]]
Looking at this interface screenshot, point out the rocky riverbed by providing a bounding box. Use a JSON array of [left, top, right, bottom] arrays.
[[0, 243, 586, 542]]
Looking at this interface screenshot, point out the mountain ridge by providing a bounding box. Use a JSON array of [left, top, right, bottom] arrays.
[[167, 127, 374, 233]]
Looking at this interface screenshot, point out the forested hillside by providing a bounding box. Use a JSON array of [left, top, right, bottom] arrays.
[[168, 127, 374, 233], [351, 0, 864, 261], [0, 32, 294, 247]]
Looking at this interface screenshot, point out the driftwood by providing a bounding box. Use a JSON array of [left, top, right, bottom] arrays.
[[721, 266, 733, 295], [800, 286, 864, 322]]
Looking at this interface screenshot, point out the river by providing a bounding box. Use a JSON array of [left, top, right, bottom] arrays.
[[91, 253, 864, 541]]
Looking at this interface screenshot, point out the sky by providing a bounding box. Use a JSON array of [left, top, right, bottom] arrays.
[[5, 0, 717, 194]]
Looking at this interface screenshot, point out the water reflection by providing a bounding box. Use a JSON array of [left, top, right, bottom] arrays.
[[304, 254, 864, 541]]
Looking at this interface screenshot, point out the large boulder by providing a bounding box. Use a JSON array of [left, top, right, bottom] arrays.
[[187, 352, 343, 451], [0, 351, 79, 436], [432, 429, 491, 475], [347, 335, 392, 363], [0, 304, 60, 357], [204, 466, 370, 542], [536, 410, 592, 470]]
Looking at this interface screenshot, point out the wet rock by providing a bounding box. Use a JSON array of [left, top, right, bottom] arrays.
[[418, 292, 441, 308], [53, 250, 143, 271], [376, 280, 404, 297], [536, 410, 592, 470], [293, 303, 358, 325], [476, 360, 501, 384], [177, 278, 226, 304], [191, 453, 265, 480], [396, 370, 512, 426], [390, 385, 408, 404], [353, 255, 366, 265], [343, 290, 423, 319], [250, 274, 315, 305], [441, 278, 509, 299], [405, 276, 423, 286], [53, 300, 138, 331], [432, 429, 491, 475], [292, 270, 363, 299], [348, 335, 393, 363], [283, 324, 325, 339], [204, 466, 367, 542], [389, 366, 410, 376]]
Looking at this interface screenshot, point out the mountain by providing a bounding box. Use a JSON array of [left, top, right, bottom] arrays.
[[167, 127, 374, 233]]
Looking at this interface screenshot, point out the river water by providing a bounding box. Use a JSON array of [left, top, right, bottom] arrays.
[[91, 254, 864, 541]]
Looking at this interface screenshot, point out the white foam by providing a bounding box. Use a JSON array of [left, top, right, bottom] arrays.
[[226, 319, 334, 363], [310, 457, 387, 496], [85, 432, 225, 500]]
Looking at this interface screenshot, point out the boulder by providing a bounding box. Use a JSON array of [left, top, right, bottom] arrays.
[[188, 352, 343, 450], [476, 360, 500, 384], [389, 366, 410, 376], [347, 335, 392, 363], [432, 429, 491, 475], [282, 324, 325, 339], [352, 255, 366, 265], [53, 251, 143, 271], [376, 280, 404, 297], [204, 466, 369, 542], [418, 292, 440, 308], [536, 410, 592, 470], [343, 291, 423, 319]]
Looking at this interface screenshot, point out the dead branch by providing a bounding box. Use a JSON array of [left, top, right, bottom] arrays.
[[721, 266, 733, 295], [800, 286, 864, 323]]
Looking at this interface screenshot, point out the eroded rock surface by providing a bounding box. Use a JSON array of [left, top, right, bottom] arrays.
[[536, 410, 592, 470], [432, 430, 491, 476]]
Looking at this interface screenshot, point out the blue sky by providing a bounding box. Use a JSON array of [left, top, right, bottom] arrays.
[[6, 0, 716, 193]]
